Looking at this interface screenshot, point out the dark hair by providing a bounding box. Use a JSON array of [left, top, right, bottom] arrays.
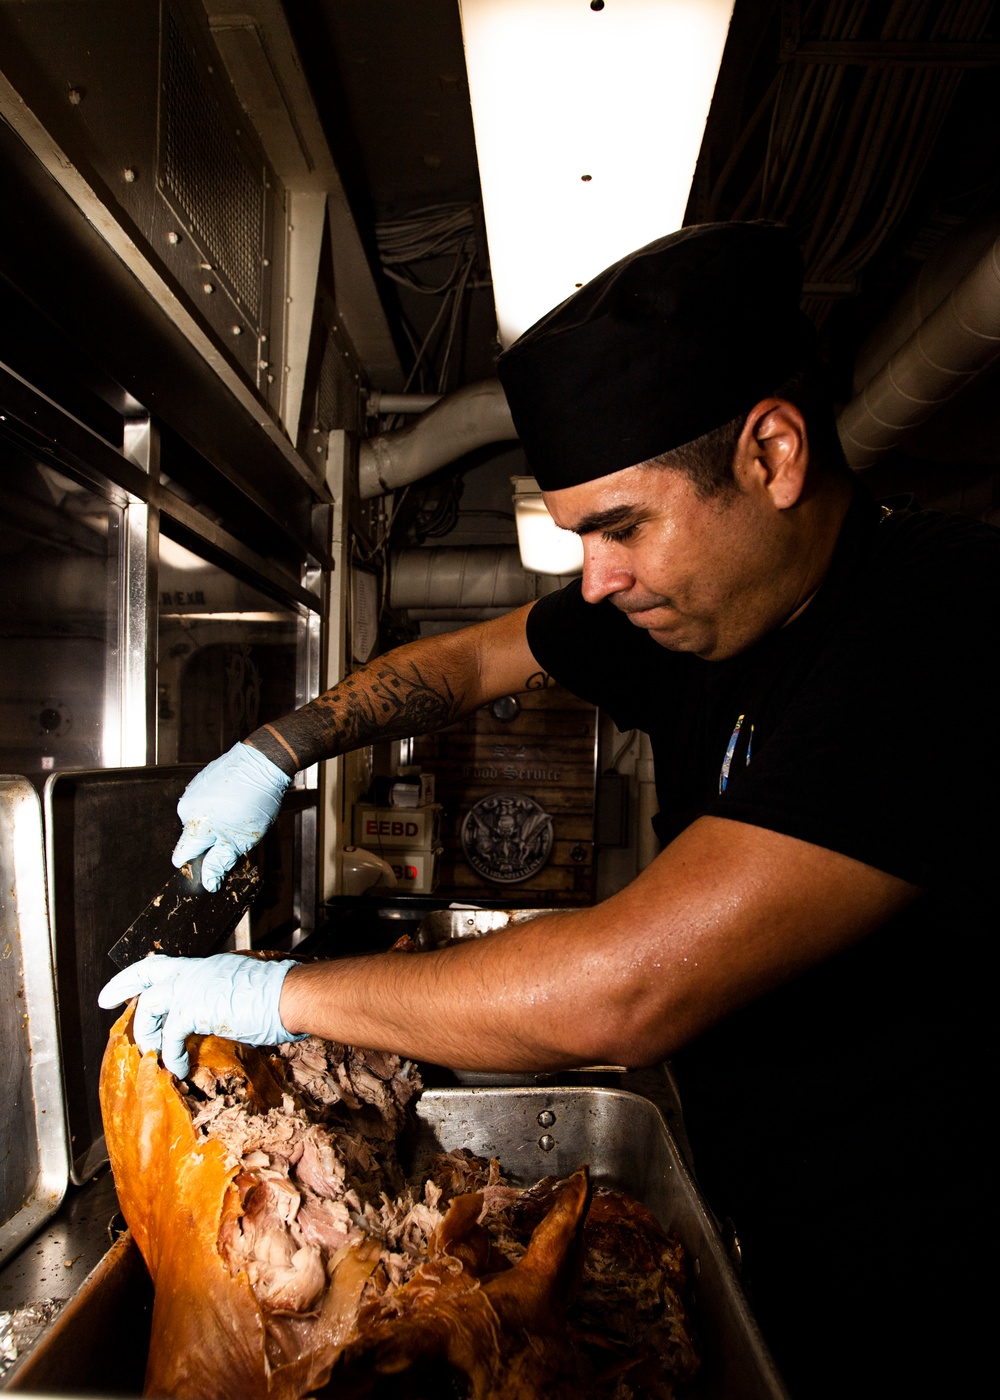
[[649, 365, 850, 498]]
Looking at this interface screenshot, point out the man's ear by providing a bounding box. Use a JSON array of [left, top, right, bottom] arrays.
[[736, 399, 808, 509]]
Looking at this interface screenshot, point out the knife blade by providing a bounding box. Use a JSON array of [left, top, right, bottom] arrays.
[[107, 854, 261, 969]]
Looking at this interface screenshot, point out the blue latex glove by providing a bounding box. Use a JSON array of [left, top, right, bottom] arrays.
[[98, 952, 305, 1079], [172, 742, 291, 892]]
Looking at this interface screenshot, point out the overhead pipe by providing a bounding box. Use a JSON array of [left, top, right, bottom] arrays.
[[389, 545, 574, 618], [359, 379, 517, 499], [838, 230, 1000, 469], [367, 391, 442, 415]]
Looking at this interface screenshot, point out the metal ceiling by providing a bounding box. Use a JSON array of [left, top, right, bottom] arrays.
[[286, 0, 1000, 512]]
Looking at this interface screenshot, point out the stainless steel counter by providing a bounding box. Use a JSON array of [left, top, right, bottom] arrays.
[[0, 1169, 150, 1395]]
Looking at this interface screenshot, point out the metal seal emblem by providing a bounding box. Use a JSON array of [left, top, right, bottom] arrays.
[[460, 791, 555, 885]]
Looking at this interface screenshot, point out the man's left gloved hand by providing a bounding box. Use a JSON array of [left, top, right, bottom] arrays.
[[172, 742, 292, 892], [98, 953, 306, 1079]]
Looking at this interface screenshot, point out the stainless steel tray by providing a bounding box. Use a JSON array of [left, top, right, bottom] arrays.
[[409, 1087, 788, 1400], [415, 907, 549, 948], [43, 766, 200, 1182], [0, 777, 70, 1265]]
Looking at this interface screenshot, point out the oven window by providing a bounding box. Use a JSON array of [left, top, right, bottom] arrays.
[[156, 532, 309, 945], [0, 441, 121, 779], [156, 533, 302, 764]]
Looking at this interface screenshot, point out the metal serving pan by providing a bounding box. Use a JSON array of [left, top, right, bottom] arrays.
[[0, 777, 70, 1266], [5, 1087, 785, 1397], [409, 1087, 788, 1400]]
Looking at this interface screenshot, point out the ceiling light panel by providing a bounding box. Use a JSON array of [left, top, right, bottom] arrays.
[[458, 0, 735, 346]]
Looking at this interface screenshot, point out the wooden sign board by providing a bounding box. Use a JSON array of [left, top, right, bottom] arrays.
[[412, 681, 598, 907]]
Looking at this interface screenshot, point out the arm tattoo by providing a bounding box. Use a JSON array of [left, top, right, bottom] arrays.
[[247, 658, 467, 775]]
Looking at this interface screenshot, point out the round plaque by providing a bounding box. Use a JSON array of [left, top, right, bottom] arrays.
[[460, 791, 555, 885]]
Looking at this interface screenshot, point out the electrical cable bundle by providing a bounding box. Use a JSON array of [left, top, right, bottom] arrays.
[[704, 0, 994, 327], [374, 203, 480, 395]]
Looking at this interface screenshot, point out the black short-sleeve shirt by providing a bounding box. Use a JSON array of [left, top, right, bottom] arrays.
[[526, 485, 998, 1395], [528, 486, 997, 910]]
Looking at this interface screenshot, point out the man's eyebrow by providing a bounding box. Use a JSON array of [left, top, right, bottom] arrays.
[[566, 504, 638, 536]]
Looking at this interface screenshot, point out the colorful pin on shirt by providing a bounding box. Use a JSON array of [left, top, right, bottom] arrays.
[[719, 714, 754, 794]]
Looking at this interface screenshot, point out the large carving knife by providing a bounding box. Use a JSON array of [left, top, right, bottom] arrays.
[[107, 854, 261, 969]]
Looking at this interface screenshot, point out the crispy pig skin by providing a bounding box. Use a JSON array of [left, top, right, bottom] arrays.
[[99, 1004, 377, 1400]]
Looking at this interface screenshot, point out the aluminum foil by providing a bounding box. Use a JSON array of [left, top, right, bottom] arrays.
[[0, 1298, 67, 1376]]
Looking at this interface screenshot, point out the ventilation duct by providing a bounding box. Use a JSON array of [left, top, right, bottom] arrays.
[[839, 224, 1000, 470], [360, 380, 516, 499]]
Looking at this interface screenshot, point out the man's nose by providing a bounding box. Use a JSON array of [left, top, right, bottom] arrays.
[[580, 539, 634, 605]]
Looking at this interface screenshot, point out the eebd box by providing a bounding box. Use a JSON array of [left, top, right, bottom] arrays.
[[385, 847, 439, 894], [352, 803, 442, 851]]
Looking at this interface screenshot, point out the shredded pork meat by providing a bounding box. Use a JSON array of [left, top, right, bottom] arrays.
[[182, 1037, 437, 1324]]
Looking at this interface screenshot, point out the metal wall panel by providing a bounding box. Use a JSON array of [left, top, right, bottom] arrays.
[[0, 0, 280, 402], [0, 778, 70, 1264]]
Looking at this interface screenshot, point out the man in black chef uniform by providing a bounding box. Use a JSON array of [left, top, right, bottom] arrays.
[[102, 223, 996, 1396]]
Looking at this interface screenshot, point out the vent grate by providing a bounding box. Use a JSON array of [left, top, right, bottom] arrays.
[[316, 329, 355, 432], [161, 8, 263, 316]]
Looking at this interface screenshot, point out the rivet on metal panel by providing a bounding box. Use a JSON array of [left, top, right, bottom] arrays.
[[203, 283, 215, 294], [122, 168, 137, 183], [537, 1110, 556, 1128], [262, 259, 271, 267], [259, 360, 270, 369], [67, 88, 83, 105], [538, 1134, 556, 1152], [231, 326, 242, 336], [166, 231, 181, 245]]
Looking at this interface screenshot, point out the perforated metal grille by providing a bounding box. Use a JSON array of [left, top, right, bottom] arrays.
[[161, 8, 263, 315], [316, 330, 356, 432]]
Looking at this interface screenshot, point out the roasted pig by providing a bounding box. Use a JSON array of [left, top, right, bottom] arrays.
[[100, 1006, 699, 1398]]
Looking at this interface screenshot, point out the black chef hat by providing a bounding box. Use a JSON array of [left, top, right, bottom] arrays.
[[496, 221, 817, 491]]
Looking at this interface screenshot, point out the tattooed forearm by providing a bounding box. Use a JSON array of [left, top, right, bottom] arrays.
[[246, 656, 468, 775]]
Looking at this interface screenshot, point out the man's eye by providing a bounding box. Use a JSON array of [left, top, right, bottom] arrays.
[[602, 524, 638, 544]]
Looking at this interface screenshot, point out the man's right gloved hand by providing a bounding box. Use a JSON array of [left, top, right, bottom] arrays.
[[172, 742, 292, 892], [98, 952, 305, 1079]]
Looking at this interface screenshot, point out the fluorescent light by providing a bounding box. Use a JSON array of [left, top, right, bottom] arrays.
[[159, 535, 214, 571], [513, 476, 584, 575], [458, 0, 735, 346], [157, 611, 293, 622]]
